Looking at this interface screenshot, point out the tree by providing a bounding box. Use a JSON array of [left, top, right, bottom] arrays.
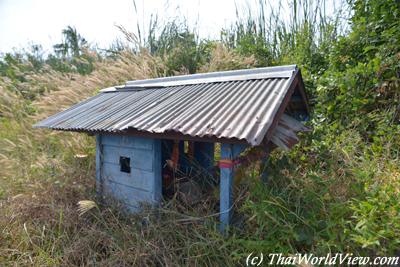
[[53, 26, 88, 58]]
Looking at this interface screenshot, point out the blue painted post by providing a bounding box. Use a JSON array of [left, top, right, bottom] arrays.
[[219, 143, 247, 232], [194, 141, 214, 171], [153, 139, 162, 204], [95, 134, 102, 196]]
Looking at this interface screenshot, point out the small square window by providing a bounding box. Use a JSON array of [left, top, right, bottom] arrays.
[[119, 156, 131, 173]]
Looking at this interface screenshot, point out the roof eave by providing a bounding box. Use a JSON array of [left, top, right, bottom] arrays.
[[34, 127, 251, 145]]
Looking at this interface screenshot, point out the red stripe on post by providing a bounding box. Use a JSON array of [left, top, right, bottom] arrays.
[[218, 159, 241, 168]]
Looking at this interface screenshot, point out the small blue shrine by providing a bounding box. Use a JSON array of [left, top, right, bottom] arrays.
[[35, 65, 309, 231]]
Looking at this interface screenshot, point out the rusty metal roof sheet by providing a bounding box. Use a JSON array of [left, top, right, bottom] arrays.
[[34, 65, 307, 146]]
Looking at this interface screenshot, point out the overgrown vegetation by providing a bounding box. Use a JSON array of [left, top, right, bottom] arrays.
[[0, 0, 399, 265]]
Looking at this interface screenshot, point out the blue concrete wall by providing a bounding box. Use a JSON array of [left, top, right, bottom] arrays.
[[96, 134, 161, 212]]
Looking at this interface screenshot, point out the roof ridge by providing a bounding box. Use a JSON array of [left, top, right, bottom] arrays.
[[125, 65, 297, 88]]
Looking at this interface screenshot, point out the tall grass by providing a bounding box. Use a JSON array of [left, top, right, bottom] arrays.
[[221, 0, 348, 68], [0, 45, 256, 265]]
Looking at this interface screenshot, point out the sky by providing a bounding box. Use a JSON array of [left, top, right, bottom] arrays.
[[0, 0, 342, 54], [0, 0, 240, 53]]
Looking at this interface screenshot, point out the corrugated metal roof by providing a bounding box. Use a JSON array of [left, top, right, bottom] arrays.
[[34, 65, 307, 146]]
